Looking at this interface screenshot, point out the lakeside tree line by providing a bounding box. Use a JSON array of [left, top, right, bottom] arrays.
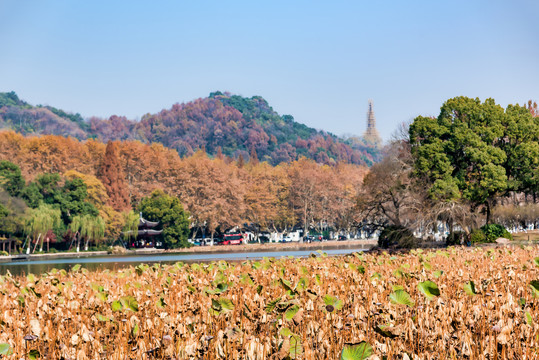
[[0, 131, 366, 250]]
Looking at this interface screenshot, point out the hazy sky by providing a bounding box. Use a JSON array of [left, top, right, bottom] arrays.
[[1, 0, 537, 141]]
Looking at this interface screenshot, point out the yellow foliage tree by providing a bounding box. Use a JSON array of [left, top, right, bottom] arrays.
[[64, 170, 109, 210]]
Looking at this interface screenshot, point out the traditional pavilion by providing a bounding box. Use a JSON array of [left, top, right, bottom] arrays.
[[124, 213, 163, 248]]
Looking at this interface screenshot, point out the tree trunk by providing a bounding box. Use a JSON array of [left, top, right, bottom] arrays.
[[39, 236, 45, 253], [302, 203, 308, 243], [26, 235, 31, 255], [32, 233, 41, 254]]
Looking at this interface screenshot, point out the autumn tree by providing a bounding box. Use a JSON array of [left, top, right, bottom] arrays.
[[64, 170, 109, 210], [330, 163, 366, 235], [98, 141, 130, 211], [243, 162, 279, 238], [287, 158, 325, 240], [173, 151, 245, 244], [357, 141, 423, 231], [526, 100, 538, 117]]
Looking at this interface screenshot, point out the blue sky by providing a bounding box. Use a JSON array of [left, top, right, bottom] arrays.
[[0, 0, 537, 141]]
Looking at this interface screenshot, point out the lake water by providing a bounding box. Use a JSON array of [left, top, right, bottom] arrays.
[[0, 246, 369, 276]]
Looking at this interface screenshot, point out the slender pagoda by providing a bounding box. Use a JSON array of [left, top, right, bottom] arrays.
[[363, 100, 381, 145], [125, 213, 163, 248]]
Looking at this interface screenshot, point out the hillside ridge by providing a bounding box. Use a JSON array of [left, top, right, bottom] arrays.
[[0, 91, 381, 166]]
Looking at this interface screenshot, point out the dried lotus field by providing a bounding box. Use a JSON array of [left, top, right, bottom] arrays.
[[0, 247, 539, 360]]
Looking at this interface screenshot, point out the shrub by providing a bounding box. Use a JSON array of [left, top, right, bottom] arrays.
[[470, 229, 487, 244], [481, 223, 512, 242], [378, 225, 418, 249], [88, 244, 110, 252], [0, 250, 8, 256], [502, 229, 513, 241]]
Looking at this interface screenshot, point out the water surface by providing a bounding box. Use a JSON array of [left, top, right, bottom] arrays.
[[0, 247, 368, 276]]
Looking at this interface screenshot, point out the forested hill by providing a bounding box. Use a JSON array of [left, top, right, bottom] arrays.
[[0, 91, 381, 166]]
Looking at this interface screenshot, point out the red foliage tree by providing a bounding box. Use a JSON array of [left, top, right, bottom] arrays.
[[98, 141, 130, 211]]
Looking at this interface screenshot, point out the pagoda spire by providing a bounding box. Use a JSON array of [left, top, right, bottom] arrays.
[[363, 100, 381, 145]]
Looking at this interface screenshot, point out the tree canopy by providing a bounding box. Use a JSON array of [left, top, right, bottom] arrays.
[[137, 189, 190, 248], [0, 160, 25, 197], [409, 96, 539, 223]]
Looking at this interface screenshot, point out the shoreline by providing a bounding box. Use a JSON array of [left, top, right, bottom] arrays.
[[0, 239, 377, 263]]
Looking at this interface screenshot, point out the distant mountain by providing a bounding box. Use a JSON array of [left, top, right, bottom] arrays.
[[0, 91, 381, 166], [0, 91, 88, 139]]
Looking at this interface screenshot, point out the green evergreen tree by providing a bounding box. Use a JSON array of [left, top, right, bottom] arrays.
[[0, 160, 25, 197], [409, 97, 508, 223], [137, 189, 190, 248]]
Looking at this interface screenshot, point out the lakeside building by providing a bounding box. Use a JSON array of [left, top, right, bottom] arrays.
[[125, 213, 163, 248]]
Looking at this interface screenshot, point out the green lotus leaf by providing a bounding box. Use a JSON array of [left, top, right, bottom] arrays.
[[131, 323, 139, 337], [341, 341, 373, 360], [0, 343, 12, 355], [323, 295, 343, 311], [111, 300, 123, 312], [371, 272, 382, 280], [218, 298, 234, 313], [389, 289, 414, 307], [525, 311, 533, 326], [120, 296, 139, 312], [463, 281, 477, 296], [96, 314, 109, 322], [295, 277, 309, 292], [28, 349, 40, 359], [265, 297, 281, 313], [417, 281, 440, 300], [279, 278, 295, 293], [284, 304, 300, 321], [394, 269, 409, 279], [289, 334, 303, 359], [156, 297, 166, 309], [530, 280, 539, 298]]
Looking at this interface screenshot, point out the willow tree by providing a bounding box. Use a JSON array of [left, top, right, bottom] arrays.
[[24, 204, 61, 254], [70, 214, 106, 251], [122, 210, 139, 244], [81, 215, 105, 251], [69, 215, 84, 252]]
